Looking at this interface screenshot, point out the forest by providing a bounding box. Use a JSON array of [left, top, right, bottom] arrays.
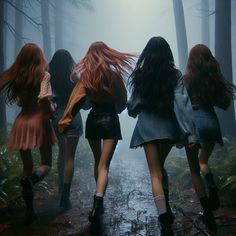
[[0, 0, 236, 235]]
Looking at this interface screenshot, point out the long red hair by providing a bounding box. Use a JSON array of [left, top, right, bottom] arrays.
[[184, 44, 235, 108], [0, 43, 47, 104], [75, 41, 134, 97]]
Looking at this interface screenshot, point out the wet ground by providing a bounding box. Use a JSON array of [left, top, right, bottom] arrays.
[[1, 115, 236, 235]]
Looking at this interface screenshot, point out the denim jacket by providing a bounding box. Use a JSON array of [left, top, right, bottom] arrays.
[[127, 77, 198, 145]]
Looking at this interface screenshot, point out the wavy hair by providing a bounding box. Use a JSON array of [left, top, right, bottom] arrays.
[[184, 44, 235, 108], [75, 41, 134, 97], [129, 36, 178, 113], [49, 49, 75, 99], [0, 43, 47, 104]]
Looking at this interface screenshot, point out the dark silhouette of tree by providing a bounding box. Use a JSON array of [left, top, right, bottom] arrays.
[[0, 0, 7, 143], [41, 0, 52, 60], [14, 0, 23, 55], [14, 0, 24, 117], [201, 0, 210, 46], [215, 0, 236, 137], [54, 0, 93, 50], [1, 0, 42, 141], [55, 0, 63, 50], [172, 0, 188, 73]]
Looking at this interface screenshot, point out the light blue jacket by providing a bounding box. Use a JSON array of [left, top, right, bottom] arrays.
[[127, 77, 198, 145]]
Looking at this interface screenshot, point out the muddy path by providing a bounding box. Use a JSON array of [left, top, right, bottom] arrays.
[[1, 115, 236, 235]]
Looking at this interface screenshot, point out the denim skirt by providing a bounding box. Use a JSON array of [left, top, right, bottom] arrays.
[[130, 109, 185, 148], [86, 103, 122, 140], [52, 106, 83, 138], [190, 107, 223, 146]]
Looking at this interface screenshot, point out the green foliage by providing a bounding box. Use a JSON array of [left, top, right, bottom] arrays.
[[212, 142, 236, 202], [0, 145, 23, 209], [165, 155, 192, 196], [164, 139, 236, 206]]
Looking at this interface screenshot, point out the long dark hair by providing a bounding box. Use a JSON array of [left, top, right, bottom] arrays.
[[0, 43, 47, 104], [129, 36, 178, 112], [49, 49, 75, 99], [184, 44, 235, 108]]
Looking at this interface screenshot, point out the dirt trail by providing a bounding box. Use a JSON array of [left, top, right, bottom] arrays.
[[1, 131, 236, 235]]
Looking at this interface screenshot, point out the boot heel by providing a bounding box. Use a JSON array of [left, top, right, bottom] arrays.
[[20, 178, 36, 225], [158, 212, 174, 236], [89, 195, 104, 223]]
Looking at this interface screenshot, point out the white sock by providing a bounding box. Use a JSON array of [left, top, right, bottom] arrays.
[[154, 195, 167, 216], [96, 193, 104, 197]]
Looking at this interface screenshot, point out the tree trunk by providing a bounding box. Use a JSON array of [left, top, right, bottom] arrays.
[[55, 0, 63, 50], [201, 0, 210, 46], [0, 0, 7, 143], [215, 0, 236, 138], [173, 0, 188, 73], [14, 0, 23, 55], [14, 0, 23, 117], [41, 0, 52, 60]]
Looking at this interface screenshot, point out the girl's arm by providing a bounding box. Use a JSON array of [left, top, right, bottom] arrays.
[[58, 80, 87, 133], [38, 72, 55, 118], [174, 77, 198, 145], [127, 92, 141, 118]]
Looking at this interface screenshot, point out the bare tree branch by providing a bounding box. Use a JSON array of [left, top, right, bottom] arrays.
[[68, 0, 94, 11], [3, 0, 42, 28], [3, 19, 30, 43]]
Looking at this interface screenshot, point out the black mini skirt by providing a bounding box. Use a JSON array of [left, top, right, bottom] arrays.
[[85, 103, 122, 140]]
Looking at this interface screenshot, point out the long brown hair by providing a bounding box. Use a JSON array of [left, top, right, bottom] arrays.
[[75, 41, 134, 97], [0, 43, 47, 104], [184, 44, 235, 108]]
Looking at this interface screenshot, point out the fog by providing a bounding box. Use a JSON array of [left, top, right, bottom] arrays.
[[2, 0, 236, 156]]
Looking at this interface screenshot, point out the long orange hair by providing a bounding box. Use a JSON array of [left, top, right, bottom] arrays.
[[75, 41, 134, 97], [0, 43, 47, 104]]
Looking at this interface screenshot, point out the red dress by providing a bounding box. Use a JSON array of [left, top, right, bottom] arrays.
[[7, 72, 57, 150]]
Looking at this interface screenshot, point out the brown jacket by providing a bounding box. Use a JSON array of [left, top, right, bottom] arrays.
[[58, 78, 127, 133]]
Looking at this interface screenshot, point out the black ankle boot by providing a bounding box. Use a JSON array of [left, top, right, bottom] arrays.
[[88, 195, 104, 223], [164, 189, 175, 224], [199, 197, 217, 231], [60, 183, 72, 211], [158, 212, 174, 236], [204, 173, 220, 210], [29, 170, 45, 185], [20, 178, 37, 225]]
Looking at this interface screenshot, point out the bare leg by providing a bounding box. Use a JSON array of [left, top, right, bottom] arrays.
[[57, 136, 66, 193], [88, 138, 117, 224], [60, 135, 79, 210], [88, 139, 102, 182], [185, 145, 206, 198], [143, 141, 173, 197], [64, 135, 79, 184], [199, 143, 215, 175], [186, 144, 217, 232], [96, 139, 117, 195], [199, 143, 219, 211], [144, 141, 174, 234], [26, 143, 53, 185]]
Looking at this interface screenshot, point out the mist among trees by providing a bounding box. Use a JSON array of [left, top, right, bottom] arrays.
[[1, 0, 236, 142]]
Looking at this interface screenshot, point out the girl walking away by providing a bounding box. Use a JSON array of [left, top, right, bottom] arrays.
[[184, 44, 235, 232], [58, 42, 133, 229], [0, 43, 57, 225], [127, 36, 189, 236], [49, 50, 83, 211]]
